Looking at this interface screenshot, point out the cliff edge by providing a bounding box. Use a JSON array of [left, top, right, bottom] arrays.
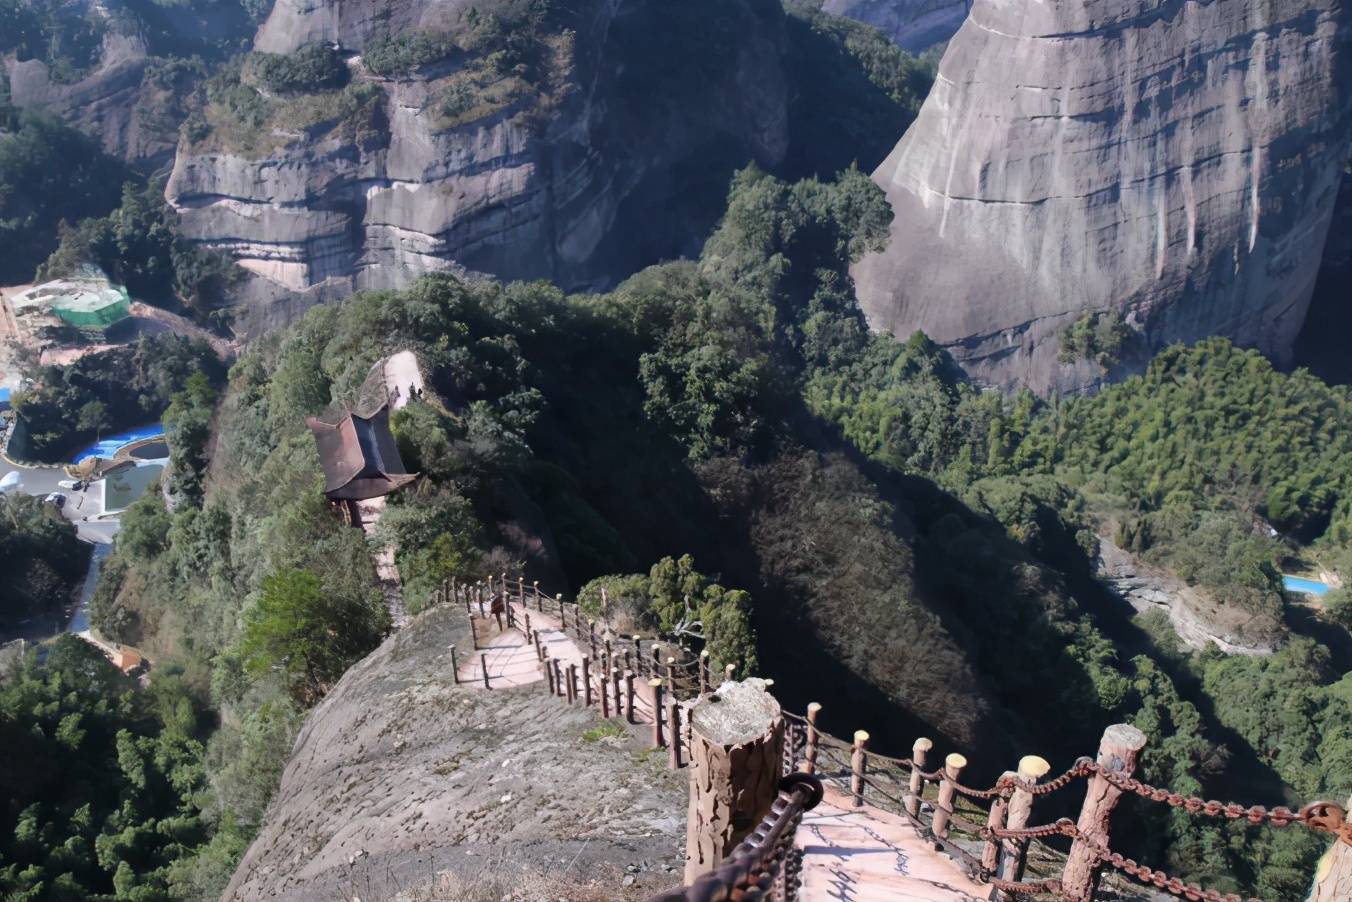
[[223, 603, 684, 901]]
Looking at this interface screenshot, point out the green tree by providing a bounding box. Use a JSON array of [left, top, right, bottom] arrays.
[[238, 567, 388, 705]]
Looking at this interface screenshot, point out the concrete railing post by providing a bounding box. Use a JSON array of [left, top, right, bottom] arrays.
[[933, 753, 967, 839], [1062, 724, 1147, 902], [851, 731, 869, 808], [982, 774, 1013, 874], [800, 702, 822, 774], [699, 650, 709, 695], [480, 653, 490, 689], [665, 656, 677, 697], [552, 658, 564, 698], [624, 670, 637, 724], [683, 679, 784, 883], [668, 701, 682, 769], [650, 679, 666, 747], [600, 670, 612, 718], [907, 737, 932, 817], [582, 656, 593, 706], [544, 651, 555, 694], [611, 667, 622, 717], [449, 644, 459, 684], [998, 755, 1051, 884], [532, 580, 539, 610], [723, 663, 736, 684]]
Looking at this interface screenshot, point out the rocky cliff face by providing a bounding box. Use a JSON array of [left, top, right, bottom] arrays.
[[822, 0, 969, 52], [168, 0, 791, 299], [851, 0, 1352, 394]]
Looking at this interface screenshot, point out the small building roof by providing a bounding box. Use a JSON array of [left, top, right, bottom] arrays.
[[306, 405, 417, 501]]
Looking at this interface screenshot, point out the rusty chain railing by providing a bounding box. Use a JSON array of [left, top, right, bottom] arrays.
[[435, 575, 1350, 901], [646, 773, 824, 902]]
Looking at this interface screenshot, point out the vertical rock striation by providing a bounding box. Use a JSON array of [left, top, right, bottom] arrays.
[[851, 0, 1352, 394]]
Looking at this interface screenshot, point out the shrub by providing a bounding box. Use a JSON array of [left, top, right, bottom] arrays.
[[362, 31, 456, 77], [244, 45, 348, 95]]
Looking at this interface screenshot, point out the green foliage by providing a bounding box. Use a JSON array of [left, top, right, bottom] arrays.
[[0, 0, 105, 82], [362, 30, 456, 77], [0, 111, 126, 283], [163, 372, 218, 504], [0, 494, 89, 626], [238, 566, 388, 705], [1058, 308, 1135, 368], [243, 45, 348, 95], [11, 334, 223, 462], [39, 179, 241, 318], [0, 637, 207, 900], [377, 489, 482, 614]]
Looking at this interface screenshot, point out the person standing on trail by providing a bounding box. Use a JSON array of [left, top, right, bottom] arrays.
[[490, 594, 505, 631]]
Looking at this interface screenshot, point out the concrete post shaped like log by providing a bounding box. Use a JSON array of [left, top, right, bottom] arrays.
[[682, 678, 784, 884], [800, 702, 822, 774], [933, 753, 967, 839], [650, 678, 666, 747], [851, 731, 870, 808], [1062, 724, 1148, 902], [1308, 794, 1352, 901], [699, 650, 710, 695], [999, 755, 1051, 883], [908, 737, 932, 817]]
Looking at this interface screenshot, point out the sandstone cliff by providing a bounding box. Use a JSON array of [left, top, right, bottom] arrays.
[[167, 0, 791, 299], [851, 0, 1352, 394], [224, 603, 684, 901], [822, 0, 969, 52]]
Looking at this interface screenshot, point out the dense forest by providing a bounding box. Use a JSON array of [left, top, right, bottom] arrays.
[[3, 1, 1351, 900], [0, 494, 89, 628]]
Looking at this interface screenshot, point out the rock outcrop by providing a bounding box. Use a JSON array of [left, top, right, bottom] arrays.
[[1096, 536, 1281, 655], [168, 0, 791, 300], [851, 0, 1352, 394], [823, 0, 969, 52], [224, 603, 684, 900]]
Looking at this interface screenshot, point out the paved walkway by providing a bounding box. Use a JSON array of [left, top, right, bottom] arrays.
[[797, 788, 988, 901]]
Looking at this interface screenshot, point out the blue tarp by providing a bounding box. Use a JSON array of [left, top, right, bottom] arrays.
[[70, 423, 165, 464], [0, 387, 10, 409]]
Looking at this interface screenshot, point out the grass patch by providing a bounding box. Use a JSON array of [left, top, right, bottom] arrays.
[[581, 721, 626, 743]]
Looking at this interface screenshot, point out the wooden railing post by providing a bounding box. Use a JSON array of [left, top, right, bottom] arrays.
[[624, 670, 637, 724], [449, 644, 459, 684], [566, 663, 578, 704], [1310, 793, 1352, 901], [581, 656, 593, 706], [851, 730, 869, 808], [611, 667, 622, 717], [668, 701, 682, 769], [552, 658, 564, 698], [588, 620, 597, 658], [517, 576, 524, 607], [724, 663, 736, 684], [699, 650, 709, 695], [683, 679, 784, 883], [907, 737, 932, 817], [600, 670, 611, 718], [650, 679, 666, 747], [665, 656, 677, 697], [998, 755, 1050, 883], [1062, 724, 1147, 902], [631, 636, 643, 673], [531, 580, 539, 609], [800, 702, 822, 774], [480, 653, 490, 689], [982, 774, 1013, 874], [544, 650, 555, 694], [933, 753, 967, 839], [651, 641, 662, 674]]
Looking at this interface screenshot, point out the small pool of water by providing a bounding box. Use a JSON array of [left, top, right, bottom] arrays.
[[129, 440, 169, 460], [1282, 575, 1332, 596], [71, 423, 165, 463]]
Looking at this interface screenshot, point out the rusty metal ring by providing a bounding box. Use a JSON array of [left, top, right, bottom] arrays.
[[779, 772, 825, 811]]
